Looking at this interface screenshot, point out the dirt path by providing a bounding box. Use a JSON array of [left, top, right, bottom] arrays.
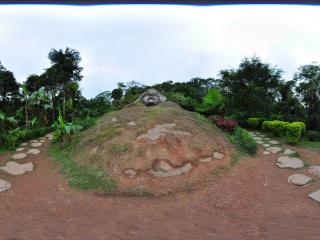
[[0, 140, 320, 240]]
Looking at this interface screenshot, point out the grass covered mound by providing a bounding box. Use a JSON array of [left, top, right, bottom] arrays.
[[52, 102, 232, 196]]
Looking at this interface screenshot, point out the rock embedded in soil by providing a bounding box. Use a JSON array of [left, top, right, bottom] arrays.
[[31, 142, 42, 147], [253, 137, 262, 141], [284, 149, 296, 155], [213, 152, 224, 160], [127, 121, 137, 126], [30, 140, 38, 143], [257, 141, 264, 144], [276, 156, 304, 169], [124, 169, 137, 177], [0, 161, 34, 175], [263, 144, 270, 148], [288, 173, 312, 186], [16, 147, 25, 152], [151, 162, 193, 177], [111, 117, 117, 122], [12, 152, 28, 160], [308, 166, 320, 179], [263, 151, 270, 155], [199, 157, 212, 163], [308, 189, 320, 203], [265, 146, 282, 154], [269, 140, 279, 145], [40, 140, 45, 143], [20, 143, 27, 146], [27, 149, 40, 155], [0, 179, 11, 192]]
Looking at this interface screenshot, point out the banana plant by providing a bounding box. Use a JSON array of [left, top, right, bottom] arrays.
[[52, 111, 83, 147]]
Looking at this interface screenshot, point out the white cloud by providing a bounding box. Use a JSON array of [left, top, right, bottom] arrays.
[[0, 4, 320, 98]]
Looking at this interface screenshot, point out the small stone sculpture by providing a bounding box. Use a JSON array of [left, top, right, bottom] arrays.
[[136, 88, 166, 106]]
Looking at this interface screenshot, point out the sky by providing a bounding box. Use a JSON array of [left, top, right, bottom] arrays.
[[0, 4, 320, 98]]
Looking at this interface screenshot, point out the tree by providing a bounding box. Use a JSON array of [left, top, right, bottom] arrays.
[[25, 74, 43, 93], [48, 47, 83, 120], [0, 61, 19, 110], [218, 56, 283, 118], [294, 63, 320, 130], [111, 88, 123, 103]]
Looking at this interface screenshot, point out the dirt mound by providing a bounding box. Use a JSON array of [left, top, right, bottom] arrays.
[[74, 102, 233, 195]]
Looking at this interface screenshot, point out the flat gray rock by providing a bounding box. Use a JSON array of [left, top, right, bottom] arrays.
[[263, 151, 270, 155], [16, 147, 25, 152], [257, 141, 264, 144], [31, 142, 42, 147], [308, 189, 320, 203], [288, 173, 311, 186], [124, 169, 137, 177], [263, 143, 270, 148], [12, 153, 28, 160], [264, 138, 270, 140], [30, 140, 38, 143], [308, 166, 320, 179], [199, 157, 212, 163], [269, 140, 280, 145], [253, 137, 262, 141], [27, 149, 40, 155], [213, 151, 224, 159], [20, 143, 27, 146], [127, 121, 137, 126], [0, 161, 33, 175], [284, 149, 296, 155], [0, 179, 11, 192], [276, 156, 304, 169], [151, 162, 192, 177], [40, 139, 45, 143], [111, 117, 117, 122], [266, 146, 282, 154]]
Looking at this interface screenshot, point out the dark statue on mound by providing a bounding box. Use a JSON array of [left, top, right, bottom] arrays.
[[136, 88, 167, 106]]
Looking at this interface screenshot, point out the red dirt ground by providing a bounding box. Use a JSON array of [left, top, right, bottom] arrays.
[[0, 141, 320, 240]]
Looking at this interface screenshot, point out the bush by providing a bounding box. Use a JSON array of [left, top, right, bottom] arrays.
[[73, 116, 97, 130], [208, 115, 220, 123], [306, 130, 320, 142], [286, 122, 303, 144], [230, 126, 257, 155], [247, 117, 265, 129], [167, 92, 197, 111], [216, 118, 238, 132], [262, 120, 290, 136], [292, 122, 306, 135]]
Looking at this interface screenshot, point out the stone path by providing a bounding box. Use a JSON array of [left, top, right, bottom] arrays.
[[0, 133, 53, 192], [249, 130, 320, 204]]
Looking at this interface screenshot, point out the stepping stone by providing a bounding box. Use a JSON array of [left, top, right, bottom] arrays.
[[45, 134, 53, 138], [12, 153, 27, 160], [253, 137, 262, 141], [16, 147, 25, 152], [199, 157, 212, 163], [31, 142, 42, 147], [269, 140, 279, 145], [0, 179, 11, 192], [213, 151, 224, 160], [308, 189, 320, 203], [265, 146, 282, 154], [284, 149, 296, 155], [20, 143, 27, 146], [288, 173, 311, 186], [308, 166, 320, 179], [264, 137, 270, 141], [263, 143, 270, 148], [257, 141, 264, 144], [0, 161, 33, 175], [40, 140, 45, 143], [124, 169, 137, 177], [127, 121, 137, 126], [276, 156, 304, 169], [263, 151, 270, 155], [27, 149, 40, 155], [111, 117, 117, 122], [30, 140, 38, 143]]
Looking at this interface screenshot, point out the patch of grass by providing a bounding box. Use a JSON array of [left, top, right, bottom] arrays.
[[230, 150, 247, 167], [124, 186, 153, 197], [183, 182, 195, 192], [94, 126, 122, 143], [48, 141, 117, 192], [109, 142, 132, 157], [229, 127, 257, 155], [211, 165, 230, 176], [0, 146, 8, 155]]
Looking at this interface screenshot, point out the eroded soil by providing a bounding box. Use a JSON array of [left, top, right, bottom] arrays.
[[0, 141, 320, 240]]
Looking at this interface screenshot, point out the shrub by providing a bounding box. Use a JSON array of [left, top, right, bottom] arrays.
[[230, 126, 257, 155], [262, 120, 290, 136], [292, 122, 306, 135], [73, 116, 97, 130], [167, 92, 197, 111], [247, 117, 265, 129], [216, 118, 238, 132], [306, 130, 320, 142], [286, 122, 303, 144], [208, 115, 220, 123]]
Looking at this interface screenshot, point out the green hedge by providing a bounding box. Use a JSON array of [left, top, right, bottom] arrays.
[[261, 120, 306, 144], [247, 117, 265, 129], [262, 120, 290, 136]]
